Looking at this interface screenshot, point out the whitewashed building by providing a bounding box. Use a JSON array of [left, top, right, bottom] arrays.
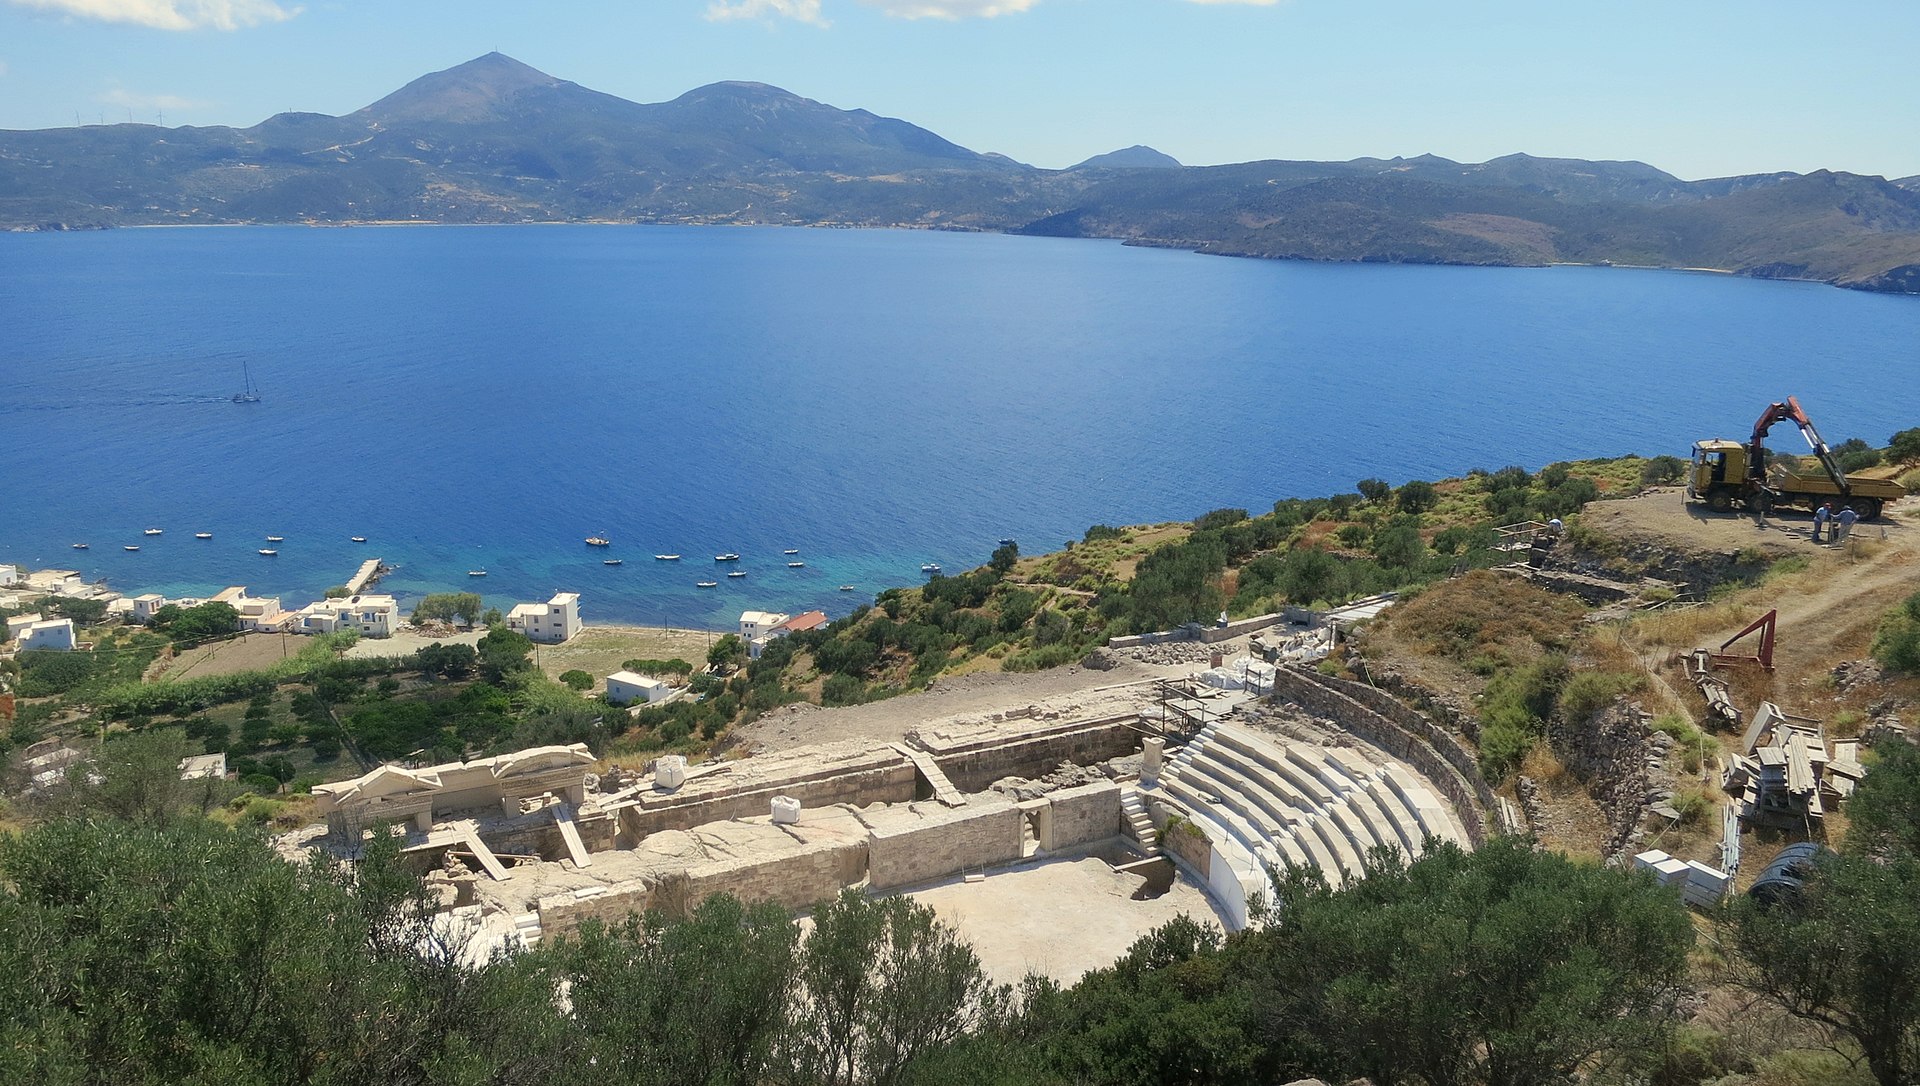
[[297, 594, 401, 637], [6, 613, 43, 643], [213, 586, 287, 632], [18, 617, 77, 652], [132, 594, 167, 624], [739, 610, 790, 659], [0, 564, 21, 587], [508, 591, 581, 644], [605, 670, 673, 706]]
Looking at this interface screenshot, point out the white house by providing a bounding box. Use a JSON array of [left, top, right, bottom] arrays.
[[132, 594, 166, 624], [18, 617, 77, 652], [7, 613, 43, 643], [296, 594, 401, 638], [744, 609, 828, 660], [508, 591, 581, 644], [605, 670, 673, 706], [25, 570, 85, 594], [739, 610, 790, 658], [213, 586, 287, 632], [0, 564, 20, 587]]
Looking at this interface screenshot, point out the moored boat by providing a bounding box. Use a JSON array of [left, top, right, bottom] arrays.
[[787, 561, 806, 568], [351, 536, 367, 543], [696, 580, 719, 588], [921, 563, 941, 574], [144, 528, 163, 536], [603, 559, 623, 566], [655, 554, 680, 561], [468, 569, 486, 577], [838, 585, 855, 591], [585, 536, 611, 547], [783, 548, 799, 555], [259, 549, 277, 556], [714, 553, 741, 562], [265, 535, 284, 543], [124, 545, 140, 552], [195, 532, 213, 539], [727, 570, 747, 578], [72, 542, 89, 550]]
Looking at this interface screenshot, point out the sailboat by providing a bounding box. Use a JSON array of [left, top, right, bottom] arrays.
[[232, 361, 262, 404]]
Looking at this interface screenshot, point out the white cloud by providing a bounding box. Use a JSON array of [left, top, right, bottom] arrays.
[[859, 0, 1037, 17], [5, 0, 299, 31], [705, 0, 827, 25], [98, 86, 210, 111]]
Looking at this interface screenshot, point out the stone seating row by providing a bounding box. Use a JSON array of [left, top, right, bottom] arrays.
[[1160, 725, 1470, 889]]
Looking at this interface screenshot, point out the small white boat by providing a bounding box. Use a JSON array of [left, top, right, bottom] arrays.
[[195, 532, 213, 540], [265, 535, 284, 543], [124, 545, 140, 552], [999, 537, 1017, 546], [715, 553, 741, 562], [655, 554, 680, 561], [787, 561, 806, 568], [921, 563, 941, 574], [258, 548, 277, 556], [603, 559, 623, 566], [839, 585, 856, 591], [696, 580, 719, 588], [144, 528, 163, 536], [350, 536, 367, 543], [727, 570, 747, 578], [467, 569, 486, 577], [72, 542, 89, 550], [585, 536, 611, 547], [783, 548, 799, 555]]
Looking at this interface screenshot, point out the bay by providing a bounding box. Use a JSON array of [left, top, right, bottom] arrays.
[[3, 224, 1915, 628]]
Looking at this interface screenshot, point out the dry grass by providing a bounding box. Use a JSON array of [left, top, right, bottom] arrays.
[[534, 625, 714, 692]]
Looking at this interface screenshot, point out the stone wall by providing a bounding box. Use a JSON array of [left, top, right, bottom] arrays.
[[862, 800, 1024, 890], [1107, 611, 1290, 650], [1269, 667, 1492, 845], [619, 762, 917, 840], [1042, 781, 1121, 851], [686, 838, 869, 914], [536, 876, 668, 934], [1548, 698, 1653, 861], [929, 720, 1141, 793], [1158, 813, 1212, 878]]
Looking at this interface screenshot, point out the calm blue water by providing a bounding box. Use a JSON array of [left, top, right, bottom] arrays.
[[3, 225, 1916, 627]]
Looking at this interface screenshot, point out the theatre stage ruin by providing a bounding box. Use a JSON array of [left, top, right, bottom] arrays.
[[308, 667, 1485, 972]]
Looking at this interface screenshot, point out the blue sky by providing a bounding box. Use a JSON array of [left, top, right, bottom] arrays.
[[2, 0, 1916, 179]]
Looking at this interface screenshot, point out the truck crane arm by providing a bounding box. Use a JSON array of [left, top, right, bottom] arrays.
[[1748, 395, 1850, 497]]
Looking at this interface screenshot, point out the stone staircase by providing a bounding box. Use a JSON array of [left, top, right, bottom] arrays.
[[1120, 785, 1158, 853]]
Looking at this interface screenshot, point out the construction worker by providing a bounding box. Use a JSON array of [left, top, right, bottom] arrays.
[[1837, 504, 1858, 542], [1813, 503, 1830, 543]]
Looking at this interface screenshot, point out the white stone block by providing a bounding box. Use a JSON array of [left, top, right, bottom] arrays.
[[1142, 737, 1166, 782], [770, 795, 801, 824], [654, 755, 687, 790]]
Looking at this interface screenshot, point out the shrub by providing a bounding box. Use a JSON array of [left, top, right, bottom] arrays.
[[1191, 508, 1248, 531], [1890, 426, 1920, 464], [1557, 670, 1643, 724], [821, 673, 866, 706], [1871, 590, 1920, 675], [1082, 524, 1124, 543], [1396, 479, 1437, 514], [1356, 478, 1392, 505], [1834, 437, 1882, 473], [1640, 455, 1687, 485], [558, 670, 594, 691]]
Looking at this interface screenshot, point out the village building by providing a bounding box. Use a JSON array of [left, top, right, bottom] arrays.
[[296, 594, 402, 637], [17, 617, 76, 652], [507, 591, 581, 644], [605, 670, 673, 706]]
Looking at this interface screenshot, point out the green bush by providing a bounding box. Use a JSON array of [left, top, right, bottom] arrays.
[[1871, 590, 1920, 675], [821, 673, 866, 706], [558, 669, 594, 691], [1557, 670, 1643, 724]]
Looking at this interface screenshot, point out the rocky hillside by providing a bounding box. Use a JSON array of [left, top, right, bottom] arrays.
[[5, 53, 1920, 294]]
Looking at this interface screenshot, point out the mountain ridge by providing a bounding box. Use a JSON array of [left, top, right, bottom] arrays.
[[2, 53, 1916, 295]]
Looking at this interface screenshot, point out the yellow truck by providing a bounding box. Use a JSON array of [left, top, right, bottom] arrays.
[[1687, 397, 1905, 520]]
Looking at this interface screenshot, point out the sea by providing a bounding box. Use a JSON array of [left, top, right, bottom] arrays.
[[3, 224, 1917, 629]]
